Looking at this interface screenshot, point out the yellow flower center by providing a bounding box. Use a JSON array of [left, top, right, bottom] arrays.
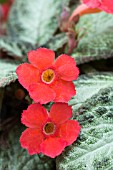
[[43, 122, 55, 135], [41, 69, 55, 84]]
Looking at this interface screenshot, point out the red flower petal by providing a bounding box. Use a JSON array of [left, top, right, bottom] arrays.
[[55, 54, 77, 69], [21, 103, 48, 128], [58, 120, 81, 146], [28, 83, 56, 104], [83, 0, 113, 14], [83, 0, 100, 8], [58, 63, 79, 81], [20, 128, 44, 155], [99, 0, 113, 13], [28, 48, 55, 71], [50, 103, 72, 125], [51, 79, 76, 103], [16, 63, 40, 90], [40, 137, 66, 158]]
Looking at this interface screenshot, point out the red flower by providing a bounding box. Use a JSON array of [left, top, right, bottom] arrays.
[[82, 0, 113, 14], [16, 48, 79, 104], [20, 103, 81, 158]]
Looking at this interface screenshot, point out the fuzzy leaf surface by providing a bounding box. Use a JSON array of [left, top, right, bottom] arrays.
[[7, 0, 69, 45], [0, 37, 34, 58], [0, 0, 69, 57], [0, 60, 18, 87], [47, 33, 68, 51], [57, 73, 113, 170], [0, 125, 55, 170], [73, 12, 113, 64], [69, 72, 113, 110]]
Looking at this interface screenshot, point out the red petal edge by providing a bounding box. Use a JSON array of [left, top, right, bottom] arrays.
[[28, 48, 55, 70], [58, 120, 81, 146], [16, 63, 40, 90], [40, 137, 66, 158], [21, 103, 48, 128], [28, 83, 56, 104], [20, 128, 44, 155], [50, 103, 72, 125], [52, 80, 76, 103]]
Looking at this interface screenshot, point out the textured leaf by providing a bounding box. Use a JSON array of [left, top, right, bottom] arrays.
[[0, 34, 67, 58], [0, 125, 55, 170], [56, 73, 113, 170], [69, 72, 113, 110], [47, 33, 68, 51], [0, 0, 69, 57], [0, 60, 18, 87], [0, 37, 34, 58], [73, 12, 113, 64], [7, 0, 69, 45]]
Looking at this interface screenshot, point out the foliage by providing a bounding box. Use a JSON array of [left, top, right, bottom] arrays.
[[0, 0, 113, 169], [0, 60, 18, 87], [0, 0, 70, 58], [0, 125, 55, 170], [56, 73, 113, 170], [69, 72, 113, 110], [73, 12, 113, 64]]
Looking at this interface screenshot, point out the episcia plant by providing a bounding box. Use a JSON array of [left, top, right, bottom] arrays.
[[1, 0, 113, 169], [16, 48, 81, 158]]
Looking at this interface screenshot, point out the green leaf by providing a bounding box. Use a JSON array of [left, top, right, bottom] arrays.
[[0, 60, 18, 87], [0, 36, 34, 58], [47, 33, 68, 51], [0, 125, 55, 170], [56, 73, 113, 170], [7, 0, 69, 46], [73, 12, 113, 64], [0, 0, 69, 57], [69, 72, 113, 110], [0, 33, 67, 59]]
